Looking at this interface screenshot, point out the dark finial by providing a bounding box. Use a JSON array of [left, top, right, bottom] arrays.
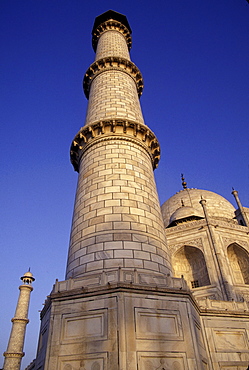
[[28, 267, 31, 272], [181, 174, 187, 189], [181, 199, 185, 207]]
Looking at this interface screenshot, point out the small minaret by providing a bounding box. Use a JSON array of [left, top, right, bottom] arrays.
[[3, 271, 35, 370], [232, 188, 249, 227]]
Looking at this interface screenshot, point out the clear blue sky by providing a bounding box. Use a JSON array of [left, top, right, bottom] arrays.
[[1, 1, 249, 368]]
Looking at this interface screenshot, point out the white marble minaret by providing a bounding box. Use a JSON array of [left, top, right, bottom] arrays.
[[3, 271, 35, 370], [34, 11, 207, 370], [66, 10, 172, 280]]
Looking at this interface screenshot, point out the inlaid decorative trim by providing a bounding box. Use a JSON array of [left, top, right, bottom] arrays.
[[70, 119, 160, 172], [92, 20, 132, 51], [222, 237, 249, 250], [83, 56, 144, 99], [169, 238, 204, 255]]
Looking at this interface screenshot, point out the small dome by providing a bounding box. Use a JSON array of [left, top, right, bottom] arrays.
[[169, 205, 203, 224], [161, 188, 236, 228], [23, 271, 33, 277], [21, 271, 35, 284]]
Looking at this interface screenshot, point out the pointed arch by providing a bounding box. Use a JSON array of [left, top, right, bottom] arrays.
[[227, 244, 249, 285], [172, 246, 210, 289]]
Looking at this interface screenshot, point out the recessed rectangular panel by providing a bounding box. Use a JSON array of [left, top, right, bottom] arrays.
[[59, 353, 107, 370], [62, 309, 107, 341], [66, 315, 103, 337], [138, 352, 187, 370], [194, 319, 205, 349], [213, 329, 248, 352], [135, 308, 183, 340]]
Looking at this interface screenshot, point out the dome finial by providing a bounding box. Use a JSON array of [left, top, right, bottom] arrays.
[[181, 174, 187, 189]]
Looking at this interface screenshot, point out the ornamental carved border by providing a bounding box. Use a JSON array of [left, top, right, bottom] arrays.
[[83, 56, 144, 99], [70, 119, 160, 172], [222, 237, 249, 250], [169, 237, 204, 256], [3, 352, 24, 358], [166, 219, 206, 234], [92, 20, 132, 51]]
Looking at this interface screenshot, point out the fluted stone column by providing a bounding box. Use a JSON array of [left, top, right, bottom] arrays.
[[3, 271, 35, 370], [67, 10, 171, 279]]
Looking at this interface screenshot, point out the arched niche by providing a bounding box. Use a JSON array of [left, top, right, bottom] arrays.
[[227, 244, 249, 285], [172, 246, 210, 289]]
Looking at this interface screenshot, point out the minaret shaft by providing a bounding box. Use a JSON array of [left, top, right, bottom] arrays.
[[85, 69, 144, 125], [95, 30, 131, 60], [67, 12, 171, 279]]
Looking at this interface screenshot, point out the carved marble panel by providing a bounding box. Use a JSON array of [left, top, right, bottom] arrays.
[[61, 309, 107, 342], [135, 308, 183, 340], [60, 353, 106, 370], [137, 352, 187, 370], [169, 238, 203, 255], [212, 329, 248, 352], [193, 319, 205, 350], [219, 363, 249, 369]]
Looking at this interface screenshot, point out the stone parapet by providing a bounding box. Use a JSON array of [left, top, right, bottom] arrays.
[[70, 119, 160, 172], [83, 57, 143, 99], [55, 268, 187, 293], [197, 296, 249, 314]]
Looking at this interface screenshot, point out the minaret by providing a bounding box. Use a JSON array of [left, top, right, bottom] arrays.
[[3, 271, 35, 370], [232, 188, 249, 227], [67, 10, 171, 279]]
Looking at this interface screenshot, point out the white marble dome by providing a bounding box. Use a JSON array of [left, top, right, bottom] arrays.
[[161, 188, 236, 228], [169, 205, 203, 225]]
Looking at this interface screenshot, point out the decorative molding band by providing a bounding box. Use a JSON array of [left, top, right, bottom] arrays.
[[19, 284, 33, 291], [166, 217, 247, 233], [92, 20, 132, 51], [166, 219, 206, 233], [11, 317, 29, 324], [70, 119, 160, 172], [3, 351, 25, 358], [83, 56, 144, 99]]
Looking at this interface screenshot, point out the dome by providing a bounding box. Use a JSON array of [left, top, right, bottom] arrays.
[[169, 205, 203, 225], [23, 271, 33, 277], [161, 188, 236, 228], [21, 271, 35, 284]]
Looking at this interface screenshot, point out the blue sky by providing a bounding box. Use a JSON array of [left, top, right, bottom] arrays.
[[1, 1, 249, 368]]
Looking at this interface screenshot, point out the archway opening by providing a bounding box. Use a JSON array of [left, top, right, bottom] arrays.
[[227, 244, 249, 285], [172, 246, 210, 289]]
